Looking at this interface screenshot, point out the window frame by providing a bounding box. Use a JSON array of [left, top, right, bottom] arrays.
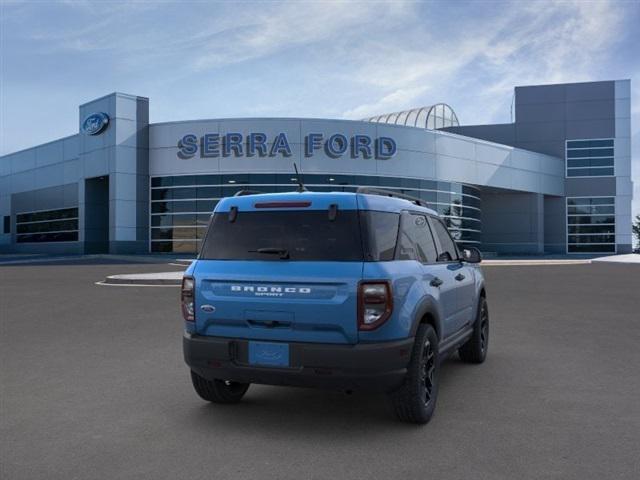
[[565, 138, 615, 179], [14, 207, 79, 244], [566, 196, 616, 254]]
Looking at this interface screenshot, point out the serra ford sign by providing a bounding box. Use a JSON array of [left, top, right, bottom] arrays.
[[177, 132, 397, 160]]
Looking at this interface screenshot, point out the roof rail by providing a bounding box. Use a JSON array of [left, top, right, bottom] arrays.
[[233, 189, 263, 197], [356, 187, 429, 208]]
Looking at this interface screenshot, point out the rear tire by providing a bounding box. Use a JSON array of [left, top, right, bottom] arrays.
[[458, 296, 489, 364], [389, 324, 440, 424], [190, 370, 250, 404]]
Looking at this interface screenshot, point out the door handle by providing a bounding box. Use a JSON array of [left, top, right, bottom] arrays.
[[430, 277, 443, 287], [455, 273, 465, 281]]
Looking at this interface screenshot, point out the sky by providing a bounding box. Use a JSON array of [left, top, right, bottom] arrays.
[[1, 0, 639, 217]]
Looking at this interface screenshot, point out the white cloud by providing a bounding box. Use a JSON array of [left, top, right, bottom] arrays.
[[1, 0, 637, 166], [342, 86, 428, 119], [340, 0, 626, 120], [189, 1, 413, 71]]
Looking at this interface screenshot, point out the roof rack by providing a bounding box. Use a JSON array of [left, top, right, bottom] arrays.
[[356, 187, 429, 208], [233, 189, 263, 197]]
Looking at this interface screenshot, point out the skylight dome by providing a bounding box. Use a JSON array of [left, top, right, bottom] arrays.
[[363, 103, 459, 129]]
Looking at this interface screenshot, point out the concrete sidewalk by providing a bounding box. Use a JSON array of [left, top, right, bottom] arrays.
[[591, 253, 640, 263], [101, 271, 184, 285], [482, 259, 591, 266]]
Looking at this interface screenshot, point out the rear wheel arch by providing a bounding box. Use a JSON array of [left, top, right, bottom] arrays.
[[420, 312, 440, 341], [476, 285, 487, 317], [411, 300, 442, 340]]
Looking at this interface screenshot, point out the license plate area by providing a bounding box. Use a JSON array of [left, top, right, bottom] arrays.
[[248, 341, 290, 367]]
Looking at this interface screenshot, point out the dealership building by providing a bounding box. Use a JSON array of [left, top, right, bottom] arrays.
[[0, 79, 633, 255]]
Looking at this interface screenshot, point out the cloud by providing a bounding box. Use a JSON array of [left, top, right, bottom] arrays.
[[5, 1, 163, 53], [340, 0, 626, 120], [9, 0, 413, 68], [342, 86, 429, 119], [1, 0, 637, 168], [189, 1, 413, 71]]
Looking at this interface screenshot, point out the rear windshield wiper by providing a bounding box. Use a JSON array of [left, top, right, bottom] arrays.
[[249, 247, 290, 260]]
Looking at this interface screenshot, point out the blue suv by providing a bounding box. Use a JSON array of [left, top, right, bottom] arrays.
[[182, 188, 488, 423]]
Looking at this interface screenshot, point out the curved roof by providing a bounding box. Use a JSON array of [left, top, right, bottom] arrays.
[[363, 103, 460, 130]]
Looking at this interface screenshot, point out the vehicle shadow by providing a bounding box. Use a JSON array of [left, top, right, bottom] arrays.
[[179, 357, 469, 436]]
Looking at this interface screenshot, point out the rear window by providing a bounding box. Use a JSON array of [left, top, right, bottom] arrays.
[[359, 211, 400, 261], [200, 210, 364, 261]]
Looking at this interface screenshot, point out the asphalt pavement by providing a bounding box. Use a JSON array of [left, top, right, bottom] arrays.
[[1, 261, 639, 479]]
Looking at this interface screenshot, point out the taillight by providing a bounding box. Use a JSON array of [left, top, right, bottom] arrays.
[[358, 281, 393, 330], [181, 276, 195, 322]]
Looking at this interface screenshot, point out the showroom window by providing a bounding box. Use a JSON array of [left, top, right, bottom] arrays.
[[566, 197, 615, 253], [150, 174, 482, 254], [3, 216, 9, 234], [566, 139, 614, 177], [15, 207, 79, 243]]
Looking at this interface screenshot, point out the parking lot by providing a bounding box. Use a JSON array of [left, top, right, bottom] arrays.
[[1, 260, 639, 479]]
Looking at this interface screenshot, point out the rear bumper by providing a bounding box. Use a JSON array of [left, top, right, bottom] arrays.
[[183, 333, 414, 392]]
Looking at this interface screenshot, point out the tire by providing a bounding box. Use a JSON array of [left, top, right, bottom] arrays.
[[458, 296, 489, 364], [389, 324, 440, 424], [190, 370, 250, 404]]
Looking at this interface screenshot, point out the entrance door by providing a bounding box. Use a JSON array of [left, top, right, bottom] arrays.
[[84, 176, 109, 254]]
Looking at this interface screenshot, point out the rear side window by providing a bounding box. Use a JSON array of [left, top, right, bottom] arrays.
[[429, 217, 458, 262], [360, 211, 399, 261], [200, 210, 363, 261], [397, 213, 438, 263]]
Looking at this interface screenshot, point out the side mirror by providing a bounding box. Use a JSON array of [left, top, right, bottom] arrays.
[[437, 252, 452, 262], [462, 247, 482, 264]]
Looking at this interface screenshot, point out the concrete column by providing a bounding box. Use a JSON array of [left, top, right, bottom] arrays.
[[78, 93, 149, 254], [614, 80, 633, 254]]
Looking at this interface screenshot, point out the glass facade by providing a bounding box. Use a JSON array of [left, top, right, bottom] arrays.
[[566, 139, 614, 177], [567, 197, 616, 253], [150, 174, 481, 254], [15, 207, 79, 243]]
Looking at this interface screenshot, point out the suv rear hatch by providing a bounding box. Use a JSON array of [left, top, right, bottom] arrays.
[[193, 193, 363, 344]]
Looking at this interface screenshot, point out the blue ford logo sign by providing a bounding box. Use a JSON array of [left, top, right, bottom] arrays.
[[82, 112, 109, 135]]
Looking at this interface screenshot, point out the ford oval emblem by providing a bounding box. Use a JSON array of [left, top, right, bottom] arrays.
[[82, 112, 110, 135], [201, 304, 215, 313]]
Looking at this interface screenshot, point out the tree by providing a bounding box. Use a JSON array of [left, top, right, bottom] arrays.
[[633, 214, 640, 249]]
